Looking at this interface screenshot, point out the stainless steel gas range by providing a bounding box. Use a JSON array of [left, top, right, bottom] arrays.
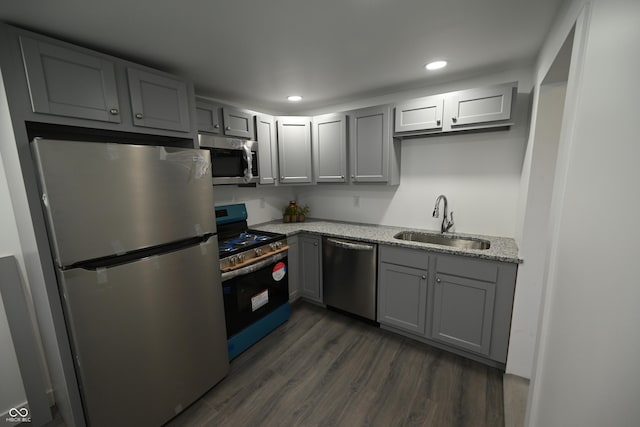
[[215, 203, 290, 359]]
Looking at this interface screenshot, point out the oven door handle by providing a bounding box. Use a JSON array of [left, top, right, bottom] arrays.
[[221, 251, 287, 282]]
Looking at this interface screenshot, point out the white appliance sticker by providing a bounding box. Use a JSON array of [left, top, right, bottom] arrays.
[[251, 290, 269, 312], [272, 262, 286, 281]]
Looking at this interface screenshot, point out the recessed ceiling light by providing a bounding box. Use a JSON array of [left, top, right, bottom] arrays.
[[425, 61, 447, 71], [287, 95, 302, 102]]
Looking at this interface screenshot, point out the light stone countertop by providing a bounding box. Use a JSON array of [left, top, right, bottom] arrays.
[[251, 219, 522, 264]]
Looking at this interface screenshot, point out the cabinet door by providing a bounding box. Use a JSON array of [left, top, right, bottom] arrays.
[[349, 105, 391, 183], [255, 115, 278, 185], [127, 68, 191, 132], [448, 84, 513, 127], [20, 36, 121, 123], [431, 272, 496, 356], [195, 100, 222, 134], [222, 107, 255, 139], [394, 95, 444, 133], [277, 117, 312, 184], [378, 262, 428, 335], [300, 235, 322, 303], [312, 114, 347, 183], [287, 236, 300, 301]]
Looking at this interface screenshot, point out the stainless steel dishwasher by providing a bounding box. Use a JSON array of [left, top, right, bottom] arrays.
[[322, 237, 377, 321]]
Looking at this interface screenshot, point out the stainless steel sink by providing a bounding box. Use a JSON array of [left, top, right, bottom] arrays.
[[394, 231, 491, 250]]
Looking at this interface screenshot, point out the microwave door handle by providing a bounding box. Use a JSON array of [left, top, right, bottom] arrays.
[[242, 143, 253, 183]]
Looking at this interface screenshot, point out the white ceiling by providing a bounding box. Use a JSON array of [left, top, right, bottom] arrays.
[[0, 0, 563, 114]]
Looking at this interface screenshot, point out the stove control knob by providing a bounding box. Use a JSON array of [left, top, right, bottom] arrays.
[[229, 256, 238, 266], [237, 254, 246, 263], [254, 248, 263, 256], [269, 243, 277, 251], [275, 241, 283, 249]]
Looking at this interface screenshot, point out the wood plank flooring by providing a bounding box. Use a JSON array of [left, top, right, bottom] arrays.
[[166, 301, 504, 427]]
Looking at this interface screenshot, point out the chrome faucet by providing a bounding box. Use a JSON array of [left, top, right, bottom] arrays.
[[433, 195, 454, 233]]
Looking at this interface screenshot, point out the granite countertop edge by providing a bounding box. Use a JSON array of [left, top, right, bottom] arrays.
[[251, 219, 522, 264]]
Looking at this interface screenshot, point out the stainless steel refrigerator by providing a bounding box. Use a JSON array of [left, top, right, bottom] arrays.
[[31, 138, 229, 427]]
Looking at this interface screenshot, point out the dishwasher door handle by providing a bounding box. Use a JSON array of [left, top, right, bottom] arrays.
[[326, 238, 375, 251]]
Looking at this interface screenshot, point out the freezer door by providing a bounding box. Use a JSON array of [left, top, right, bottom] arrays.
[[58, 236, 228, 427], [31, 139, 216, 266]]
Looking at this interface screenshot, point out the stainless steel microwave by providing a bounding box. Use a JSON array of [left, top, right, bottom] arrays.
[[198, 135, 258, 185]]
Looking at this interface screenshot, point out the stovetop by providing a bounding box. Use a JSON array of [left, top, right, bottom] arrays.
[[218, 230, 285, 256], [215, 203, 288, 271]]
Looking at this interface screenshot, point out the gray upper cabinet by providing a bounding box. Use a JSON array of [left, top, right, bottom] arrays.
[[222, 107, 254, 139], [300, 234, 322, 303], [127, 68, 191, 133], [255, 115, 278, 185], [447, 83, 514, 128], [312, 113, 347, 183], [348, 105, 400, 185], [195, 99, 222, 134], [378, 245, 429, 335], [277, 117, 312, 184], [20, 36, 121, 123], [394, 95, 444, 134], [393, 82, 517, 137]]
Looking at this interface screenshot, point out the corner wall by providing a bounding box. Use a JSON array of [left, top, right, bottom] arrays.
[[527, 1, 640, 425]]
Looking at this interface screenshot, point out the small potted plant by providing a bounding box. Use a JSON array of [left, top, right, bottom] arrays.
[[296, 204, 310, 222], [283, 201, 297, 223]]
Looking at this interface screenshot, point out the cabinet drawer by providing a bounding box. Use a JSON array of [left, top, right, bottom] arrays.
[[436, 255, 498, 283], [379, 245, 429, 269]]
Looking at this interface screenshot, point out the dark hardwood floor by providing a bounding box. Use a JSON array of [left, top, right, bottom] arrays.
[[166, 301, 504, 427]]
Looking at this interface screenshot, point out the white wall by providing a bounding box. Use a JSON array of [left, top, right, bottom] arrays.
[[507, 83, 566, 378], [0, 150, 28, 416], [294, 68, 532, 237], [213, 185, 295, 226], [527, 1, 640, 425], [0, 68, 56, 422]]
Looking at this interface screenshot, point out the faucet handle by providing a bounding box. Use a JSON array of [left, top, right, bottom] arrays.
[[446, 211, 455, 232]]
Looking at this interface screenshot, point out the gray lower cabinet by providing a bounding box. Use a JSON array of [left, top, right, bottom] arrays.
[[195, 98, 222, 134], [127, 68, 191, 132], [347, 105, 400, 185], [277, 117, 312, 184], [222, 107, 255, 139], [19, 35, 121, 123], [299, 234, 322, 303], [312, 113, 347, 183], [255, 115, 278, 185], [377, 246, 429, 335], [377, 244, 517, 366], [431, 272, 496, 356], [287, 236, 300, 301]]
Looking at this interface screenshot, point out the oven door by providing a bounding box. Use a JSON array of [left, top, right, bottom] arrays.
[[221, 253, 289, 337]]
